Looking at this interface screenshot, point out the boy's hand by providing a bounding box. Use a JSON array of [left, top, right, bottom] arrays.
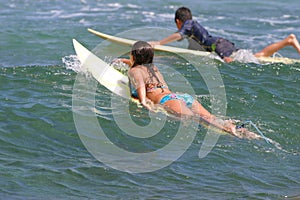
[[148, 41, 160, 47]]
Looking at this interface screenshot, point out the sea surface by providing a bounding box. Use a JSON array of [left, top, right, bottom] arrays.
[[1, 0, 300, 199]]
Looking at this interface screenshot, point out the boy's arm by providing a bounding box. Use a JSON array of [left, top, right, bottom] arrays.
[[149, 33, 182, 46]]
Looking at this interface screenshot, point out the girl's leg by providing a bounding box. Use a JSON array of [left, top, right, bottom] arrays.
[[191, 100, 214, 119], [254, 34, 300, 57], [190, 101, 238, 135], [164, 99, 260, 139], [163, 99, 194, 117]]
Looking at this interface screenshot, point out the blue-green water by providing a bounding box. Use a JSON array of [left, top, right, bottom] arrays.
[[1, 0, 300, 199]]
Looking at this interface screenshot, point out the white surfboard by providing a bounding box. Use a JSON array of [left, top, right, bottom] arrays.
[[88, 28, 300, 64], [87, 28, 211, 56], [72, 39, 130, 99]]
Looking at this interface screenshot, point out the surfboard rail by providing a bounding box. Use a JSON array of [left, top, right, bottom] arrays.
[[88, 28, 300, 64]]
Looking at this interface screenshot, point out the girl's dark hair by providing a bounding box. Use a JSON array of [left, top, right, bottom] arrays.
[[131, 41, 154, 67], [174, 7, 192, 23]]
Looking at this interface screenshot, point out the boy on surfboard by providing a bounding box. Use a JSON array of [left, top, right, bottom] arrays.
[[150, 7, 300, 63], [119, 40, 260, 139]]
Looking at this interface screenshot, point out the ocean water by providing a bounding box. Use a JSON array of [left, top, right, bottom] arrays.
[[1, 0, 300, 199]]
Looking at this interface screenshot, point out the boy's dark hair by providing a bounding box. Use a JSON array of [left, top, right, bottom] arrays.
[[175, 7, 192, 23], [131, 41, 154, 66]]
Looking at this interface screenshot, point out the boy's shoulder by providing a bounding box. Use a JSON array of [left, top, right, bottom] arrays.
[[180, 20, 202, 32], [182, 20, 203, 28]]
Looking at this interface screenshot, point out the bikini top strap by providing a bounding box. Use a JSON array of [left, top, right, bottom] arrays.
[[145, 64, 165, 92]]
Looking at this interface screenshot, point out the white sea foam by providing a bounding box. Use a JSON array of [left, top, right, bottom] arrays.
[[232, 49, 259, 64], [127, 4, 141, 9], [62, 55, 84, 73]]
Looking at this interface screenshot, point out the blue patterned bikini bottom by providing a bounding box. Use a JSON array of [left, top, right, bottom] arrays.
[[159, 93, 194, 108]]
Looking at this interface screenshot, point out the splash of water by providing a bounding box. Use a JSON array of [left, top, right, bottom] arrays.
[[232, 49, 259, 64], [62, 55, 83, 73]]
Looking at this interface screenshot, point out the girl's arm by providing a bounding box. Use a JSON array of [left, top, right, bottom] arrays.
[[128, 68, 153, 110], [136, 86, 153, 110], [117, 58, 131, 66]]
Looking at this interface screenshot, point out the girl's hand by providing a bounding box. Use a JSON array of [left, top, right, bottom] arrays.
[[113, 58, 131, 66], [141, 99, 154, 111]]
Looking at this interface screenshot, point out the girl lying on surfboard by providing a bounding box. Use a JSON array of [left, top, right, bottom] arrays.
[[149, 7, 300, 63], [119, 40, 260, 139]]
